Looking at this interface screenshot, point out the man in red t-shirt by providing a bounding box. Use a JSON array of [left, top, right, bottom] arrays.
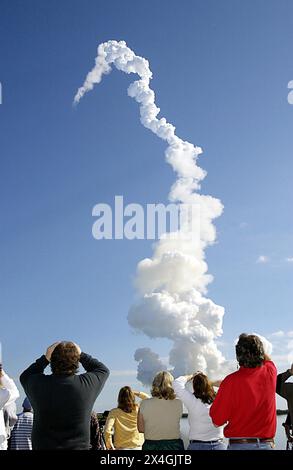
[[210, 334, 276, 450]]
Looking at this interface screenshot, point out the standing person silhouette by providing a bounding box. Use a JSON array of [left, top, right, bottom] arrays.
[[210, 334, 276, 450], [20, 341, 109, 449], [0, 365, 19, 451]]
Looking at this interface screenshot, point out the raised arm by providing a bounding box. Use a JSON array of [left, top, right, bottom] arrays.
[[276, 364, 293, 399], [173, 375, 196, 409], [133, 391, 150, 400], [79, 352, 110, 392], [1, 372, 20, 405], [209, 377, 231, 427], [20, 342, 60, 390], [20, 355, 49, 390]]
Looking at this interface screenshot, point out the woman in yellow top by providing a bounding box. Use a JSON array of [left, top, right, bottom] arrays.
[[104, 386, 149, 450]]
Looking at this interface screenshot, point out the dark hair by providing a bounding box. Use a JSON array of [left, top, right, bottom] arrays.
[[118, 386, 136, 413], [50, 342, 80, 376], [235, 333, 265, 368], [192, 372, 216, 405]]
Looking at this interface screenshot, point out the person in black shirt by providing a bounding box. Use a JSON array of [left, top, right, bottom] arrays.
[[20, 341, 109, 450], [276, 364, 293, 425], [282, 413, 293, 447]]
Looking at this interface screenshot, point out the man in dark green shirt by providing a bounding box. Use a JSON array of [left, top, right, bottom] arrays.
[[20, 341, 109, 450]]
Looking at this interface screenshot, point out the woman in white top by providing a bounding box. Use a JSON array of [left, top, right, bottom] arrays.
[[138, 371, 184, 451], [0, 367, 20, 451], [173, 373, 226, 450]]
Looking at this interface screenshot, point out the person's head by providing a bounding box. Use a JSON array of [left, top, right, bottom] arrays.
[[235, 333, 265, 368], [192, 372, 216, 405], [117, 386, 136, 413], [151, 371, 176, 400], [50, 341, 80, 376], [22, 397, 33, 412]]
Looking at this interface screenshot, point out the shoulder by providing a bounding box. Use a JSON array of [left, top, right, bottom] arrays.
[[139, 397, 153, 410], [139, 397, 151, 407], [173, 398, 183, 410], [219, 371, 239, 387], [263, 360, 277, 371], [174, 398, 182, 404], [108, 408, 119, 416], [263, 360, 277, 378]]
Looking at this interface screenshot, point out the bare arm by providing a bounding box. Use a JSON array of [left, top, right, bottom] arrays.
[[133, 391, 150, 400], [137, 409, 145, 433], [211, 380, 222, 388], [104, 413, 116, 450]]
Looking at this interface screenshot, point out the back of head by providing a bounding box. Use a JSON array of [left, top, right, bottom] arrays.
[[192, 372, 216, 405], [118, 386, 136, 413], [151, 371, 176, 400], [22, 397, 33, 412], [236, 333, 265, 368], [50, 341, 80, 376]]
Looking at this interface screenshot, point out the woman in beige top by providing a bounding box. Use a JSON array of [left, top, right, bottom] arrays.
[[137, 371, 184, 450]]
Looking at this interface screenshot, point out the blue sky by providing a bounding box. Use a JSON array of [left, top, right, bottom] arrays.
[[0, 0, 293, 410]]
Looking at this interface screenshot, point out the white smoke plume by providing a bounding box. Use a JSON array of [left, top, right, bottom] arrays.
[[134, 348, 167, 386], [74, 40, 230, 383]]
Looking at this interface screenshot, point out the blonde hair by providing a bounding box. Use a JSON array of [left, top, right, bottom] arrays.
[[151, 371, 176, 400]]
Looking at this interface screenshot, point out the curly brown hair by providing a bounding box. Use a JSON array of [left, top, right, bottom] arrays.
[[151, 371, 176, 400], [192, 372, 216, 405], [118, 386, 136, 413], [50, 342, 80, 376], [235, 333, 265, 368]]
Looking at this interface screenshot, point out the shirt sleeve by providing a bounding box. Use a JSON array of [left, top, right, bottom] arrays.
[[209, 376, 232, 426], [104, 410, 116, 448], [263, 360, 277, 376], [276, 370, 292, 399], [1, 373, 20, 406], [0, 388, 10, 410], [79, 353, 110, 393], [19, 355, 49, 393], [173, 376, 197, 410]]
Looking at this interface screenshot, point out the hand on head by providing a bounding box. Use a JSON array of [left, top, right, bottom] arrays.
[[45, 342, 82, 362], [185, 374, 194, 382], [45, 342, 60, 362], [73, 343, 82, 356]]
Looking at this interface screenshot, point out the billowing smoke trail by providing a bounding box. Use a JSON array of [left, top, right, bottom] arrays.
[[74, 40, 229, 383], [134, 348, 167, 386]]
